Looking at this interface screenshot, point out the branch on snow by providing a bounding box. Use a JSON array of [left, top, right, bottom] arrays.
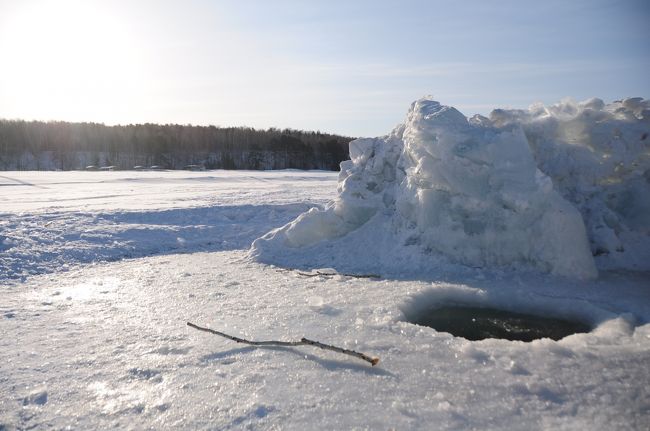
[[187, 322, 379, 366], [296, 271, 381, 279]]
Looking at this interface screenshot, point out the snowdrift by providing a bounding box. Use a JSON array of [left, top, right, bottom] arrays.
[[251, 97, 650, 278]]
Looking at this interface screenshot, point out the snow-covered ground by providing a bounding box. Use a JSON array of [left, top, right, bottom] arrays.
[[1, 169, 649, 430], [0, 170, 336, 282]]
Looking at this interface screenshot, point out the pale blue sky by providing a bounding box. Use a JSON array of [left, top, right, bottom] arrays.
[[0, 0, 648, 136]]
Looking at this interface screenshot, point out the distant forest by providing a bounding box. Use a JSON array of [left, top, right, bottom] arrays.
[[0, 120, 354, 171]]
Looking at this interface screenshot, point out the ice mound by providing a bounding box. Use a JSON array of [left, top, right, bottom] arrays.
[[251, 97, 612, 279], [489, 97, 650, 270]]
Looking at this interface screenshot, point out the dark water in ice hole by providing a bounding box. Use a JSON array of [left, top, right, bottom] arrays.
[[410, 305, 591, 342]]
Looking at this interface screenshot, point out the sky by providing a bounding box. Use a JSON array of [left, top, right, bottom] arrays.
[[0, 0, 648, 137]]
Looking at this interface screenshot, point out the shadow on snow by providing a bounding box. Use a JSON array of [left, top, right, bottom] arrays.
[[0, 203, 316, 283]]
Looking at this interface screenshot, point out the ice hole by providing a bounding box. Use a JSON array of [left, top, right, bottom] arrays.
[[405, 304, 592, 342]]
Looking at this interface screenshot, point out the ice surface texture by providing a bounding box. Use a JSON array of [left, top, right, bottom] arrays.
[[252, 97, 650, 278]]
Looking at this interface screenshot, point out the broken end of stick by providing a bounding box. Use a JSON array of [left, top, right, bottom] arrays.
[[370, 357, 380, 366], [187, 321, 204, 331]]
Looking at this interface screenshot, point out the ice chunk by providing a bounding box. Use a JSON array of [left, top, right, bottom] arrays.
[[393, 98, 595, 278], [22, 389, 48, 406], [492, 97, 650, 269]]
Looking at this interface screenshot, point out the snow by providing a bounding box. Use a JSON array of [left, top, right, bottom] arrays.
[[1, 140, 649, 427], [491, 97, 650, 271], [1, 250, 649, 429], [252, 97, 650, 278], [0, 170, 336, 281]]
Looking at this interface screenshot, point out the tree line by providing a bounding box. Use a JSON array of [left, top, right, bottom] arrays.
[[0, 120, 354, 171]]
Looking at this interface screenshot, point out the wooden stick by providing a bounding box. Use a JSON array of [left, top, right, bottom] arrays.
[[298, 337, 380, 366], [296, 272, 322, 277], [187, 322, 379, 366], [333, 272, 381, 279], [296, 271, 381, 279]]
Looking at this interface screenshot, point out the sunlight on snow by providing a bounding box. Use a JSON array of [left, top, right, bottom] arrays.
[[60, 277, 121, 302]]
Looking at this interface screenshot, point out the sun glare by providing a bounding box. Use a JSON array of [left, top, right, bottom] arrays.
[[0, 0, 142, 122]]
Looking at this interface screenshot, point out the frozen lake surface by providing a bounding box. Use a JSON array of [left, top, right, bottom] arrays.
[[0, 170, 337, 282], [1, 170, 649, 430]]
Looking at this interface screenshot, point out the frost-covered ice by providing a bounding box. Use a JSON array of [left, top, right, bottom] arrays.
[[252, 97, 650, 278], [1, 251, 649, 430]]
